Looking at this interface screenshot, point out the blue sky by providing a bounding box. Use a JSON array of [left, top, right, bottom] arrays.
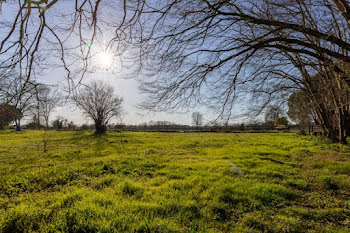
[[40, 68, 202, 125], [0, 0, 250, 126], [0, 1, 204, 125]]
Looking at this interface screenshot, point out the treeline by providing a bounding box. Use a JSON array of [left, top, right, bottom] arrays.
[[26, 119, 290, 132], [111, 122, 290, 132]]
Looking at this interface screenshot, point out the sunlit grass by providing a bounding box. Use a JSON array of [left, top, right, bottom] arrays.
[[0, 131, 349, 232]]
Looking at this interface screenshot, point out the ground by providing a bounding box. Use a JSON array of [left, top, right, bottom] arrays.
[[0, 130, 349, 232]]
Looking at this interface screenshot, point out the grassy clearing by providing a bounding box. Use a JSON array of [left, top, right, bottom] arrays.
[[0, 130, 349, 232]]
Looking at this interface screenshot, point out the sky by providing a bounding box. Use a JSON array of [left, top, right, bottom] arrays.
[[40, 68, 202, 125], [0, 1, 208, 126], [0, 1, 249, 126]]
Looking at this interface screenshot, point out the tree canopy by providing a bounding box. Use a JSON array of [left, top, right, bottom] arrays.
[[73, 81, 123, 134]]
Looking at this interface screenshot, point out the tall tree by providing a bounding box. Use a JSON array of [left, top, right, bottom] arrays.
[[192, 112, 204, 129], [35, 85, 61, 129], [73, 81, 123, 134], [113, 1, 350, 119]]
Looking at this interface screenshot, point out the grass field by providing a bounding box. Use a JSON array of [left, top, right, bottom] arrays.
[[0, 130, 349, 232]]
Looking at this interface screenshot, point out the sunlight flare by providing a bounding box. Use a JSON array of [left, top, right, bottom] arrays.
[[96, 50, 113, 70]]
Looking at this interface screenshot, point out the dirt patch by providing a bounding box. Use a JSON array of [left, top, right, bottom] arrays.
[[311, 154, 348, 162]]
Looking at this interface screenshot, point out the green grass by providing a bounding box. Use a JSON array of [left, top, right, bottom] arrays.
[[0, 130, 349, 232]]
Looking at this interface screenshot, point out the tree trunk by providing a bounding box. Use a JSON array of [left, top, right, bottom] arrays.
[[95, 121, 107, 134], [340, 133, 347, 144], [15, 119, 21, 131], [317, 109, 339, 142], [328, 128, 339, 143], [338, 114, 347, 144]]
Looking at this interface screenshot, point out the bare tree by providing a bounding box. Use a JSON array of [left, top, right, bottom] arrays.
[[0, 0, 130, 95], [35, 85, 61, 129], [2, 0, 350, 92], [287, 90, 316, 134], [109, 1, 350, 117], [52, 115, 66, 130], [67, 121, 76, 131], [73, 81, 123, 134], [2, 1, 350, 106], [0, 73, 36, 130], [305, 71, 350, 143], [192, 112, 203, 129], [112, 0, 350, 143]]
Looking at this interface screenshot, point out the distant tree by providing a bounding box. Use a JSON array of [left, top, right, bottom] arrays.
[[73, 81, 123, 134], [265, 106, 283, 129], [0, 103, 21, 130], [192, 112, 203, 129], [63, 118, 69, 129], [274, 117, 289, 128], [80, 123, 92, 131], [52, 116, 66, 130], [27, 114, 44, 129], [67, 121, 76, 131], [35, 85, 61, 129], [239, 123, 245, 131]]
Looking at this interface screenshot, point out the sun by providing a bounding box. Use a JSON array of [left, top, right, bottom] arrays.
[[96, 50, 113, 70]]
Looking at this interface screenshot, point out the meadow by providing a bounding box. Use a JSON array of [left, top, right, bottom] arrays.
[[0, 130, 349, 232]]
